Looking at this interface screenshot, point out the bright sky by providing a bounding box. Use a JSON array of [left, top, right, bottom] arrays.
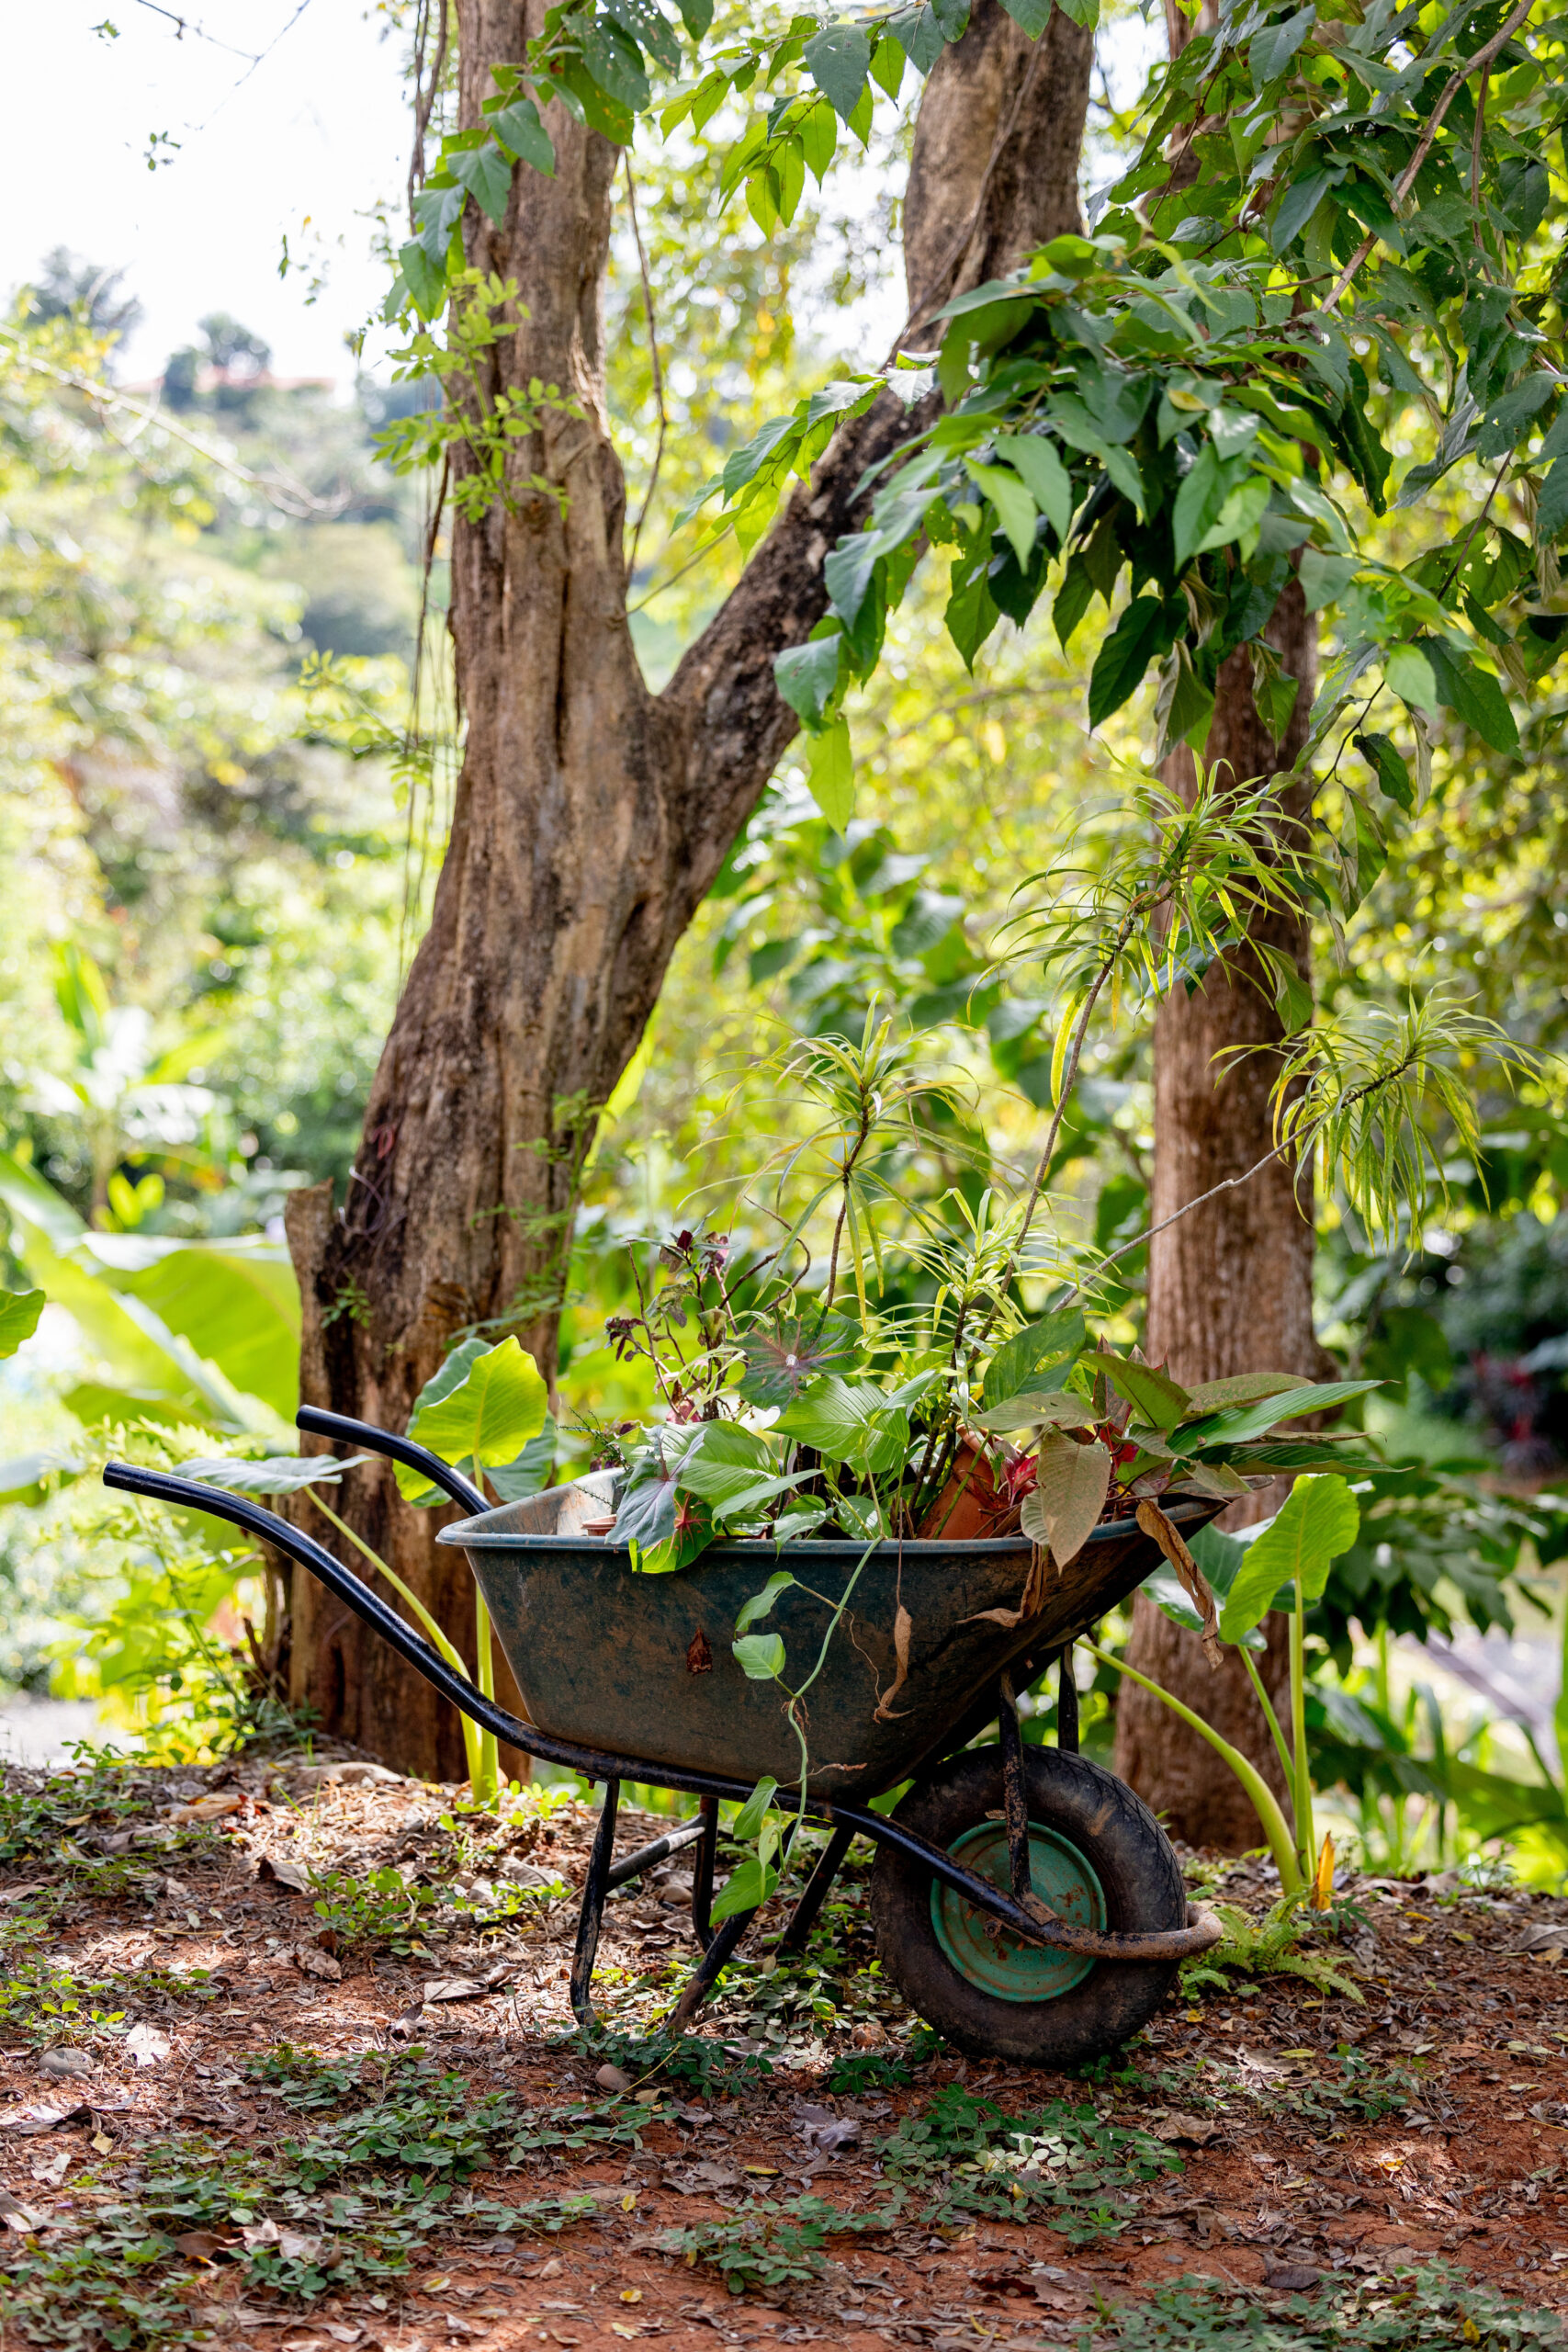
[[2, 3, 411, 390]]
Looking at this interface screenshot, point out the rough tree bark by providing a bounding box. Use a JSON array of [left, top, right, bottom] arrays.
[[284, 0, 1094, 1777], [1111, 587, 1321, 1852]]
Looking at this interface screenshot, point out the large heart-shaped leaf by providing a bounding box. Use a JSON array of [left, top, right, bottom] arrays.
[[1020, 1432, 1112, 1566], [397, 1337, 547, 1500], [1219, 1475, 1360, 1641], [773, 1377, 910, 1477], [1143, 1521, 1265, 1650]]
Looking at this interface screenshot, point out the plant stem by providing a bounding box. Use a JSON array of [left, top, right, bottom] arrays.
[[1291, 1578, 1315, 1881], [306, 1492, 484, 1792], [472, 1453, 500, 1805], [1240, 1644, 1298, 1817], [1083, 1640, 1303, 1891]]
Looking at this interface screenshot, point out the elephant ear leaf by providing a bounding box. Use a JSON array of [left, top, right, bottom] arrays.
[[1143, 1521, 1266, 1650], [397, 1336, 548, 1501], [1218, 1474, 1360, 1642], [0, 1289, 44, 1361], [1020, 1432, 1112, 1566]]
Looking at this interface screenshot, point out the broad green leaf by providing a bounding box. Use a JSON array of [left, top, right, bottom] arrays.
[[1181, 1371, 1303, 1415], [807, 718, 854, 832], [733, 1777, 779, 1839], [488, 97, 555, 175], [803, 23, 872, 119], [1084, 1351, 1190, 1431], [736, 1570, 795, 1634], [403, 1335, 548, 1478], [965, 458, 1037, 569], [449, 141, 513, 226], [999, 0, 1052, 31], [739, 1314, 861, 1406], [171, 1453, 375, 1495], [972, 1388, 1096, 1435], [993, 434, 1072, 547], [1383, 645, 1438, 713], [85, 1236, 301, 1419], [488, 1419, 557, 1503], [774, 1376, 908, 1477], [774, 634, 840, 727], [1355, 730, 1414, 811], [1172, 443, 1228, 570], [1019, 1431, 1112, 1566], [1183, 1378, 1380, 1452], [676, 1422, 773, 1506], [0, 1288, 43, 1361], [709, 1854, 779, 1922], [1537, 458, 1568, 545], [1423, 639, 1519, 755], [1087, 594, 1178, 727], [980, 1308, 1085, 1408], [1144, 1521, 1265, 1650], [733, 1631, 786, 1680], [1219, 1474, 1359, 1638]]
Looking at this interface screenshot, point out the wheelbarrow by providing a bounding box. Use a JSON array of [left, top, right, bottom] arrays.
[[105, 1406, 1223, 2067]]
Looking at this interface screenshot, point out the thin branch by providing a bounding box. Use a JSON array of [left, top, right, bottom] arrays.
[[623, 153, 669, 590], [127, 0, 256, 57], [1068, 1053, 1419, 1298], [409, 0, 452, 234], [1318, 0, 1535, 316]]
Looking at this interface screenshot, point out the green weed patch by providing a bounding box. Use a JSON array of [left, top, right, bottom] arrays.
[[876, 2084, 1178, 2244]]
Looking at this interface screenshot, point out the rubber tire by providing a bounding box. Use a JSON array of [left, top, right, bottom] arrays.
[[869, 1745, 1186, 2066]]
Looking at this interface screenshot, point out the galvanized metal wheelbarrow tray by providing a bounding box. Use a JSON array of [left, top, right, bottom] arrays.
[[105, 1405, 1221, 2037]]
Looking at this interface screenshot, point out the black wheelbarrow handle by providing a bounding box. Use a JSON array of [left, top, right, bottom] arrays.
[[99, 1458, 1220, 1968]]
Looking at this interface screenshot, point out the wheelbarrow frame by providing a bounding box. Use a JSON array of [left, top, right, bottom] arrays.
[[103, 1406, 1219, 2039]]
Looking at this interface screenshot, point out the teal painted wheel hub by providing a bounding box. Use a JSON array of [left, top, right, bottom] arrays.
[[931, 1820, 1106, 2003]]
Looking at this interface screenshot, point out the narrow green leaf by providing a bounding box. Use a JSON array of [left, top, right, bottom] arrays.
[[965, 458, 1037, 569], [993, 434, 1072, 547], [806, 718, 854, 832], [735, 1570, 795, 1634]]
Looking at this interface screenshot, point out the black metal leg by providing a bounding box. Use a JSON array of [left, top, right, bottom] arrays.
[[777, 1821, 854, 1954], [570, 1777, 620, 2034], [691, 1795, 719, 1952], [1058, 1644, 1079, 1754], [997, 1671, 1033, 1908], [671, 1816, 796, 2026], [669, 1905, 759, 2028]]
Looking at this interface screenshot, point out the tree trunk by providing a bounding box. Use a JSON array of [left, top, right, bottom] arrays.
[[285, 0, 1093, 1778], [1111, 584, 1319, 1853]]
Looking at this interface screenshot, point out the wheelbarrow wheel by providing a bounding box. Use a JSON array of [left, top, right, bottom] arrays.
[[868, 1745, 1185, 2065]]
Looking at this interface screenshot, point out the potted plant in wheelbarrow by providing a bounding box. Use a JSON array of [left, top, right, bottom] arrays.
[[106, 778, 1495, 2064]]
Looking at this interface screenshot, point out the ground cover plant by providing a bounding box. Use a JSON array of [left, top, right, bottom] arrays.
[[1, 1751, 1568, 2349]]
